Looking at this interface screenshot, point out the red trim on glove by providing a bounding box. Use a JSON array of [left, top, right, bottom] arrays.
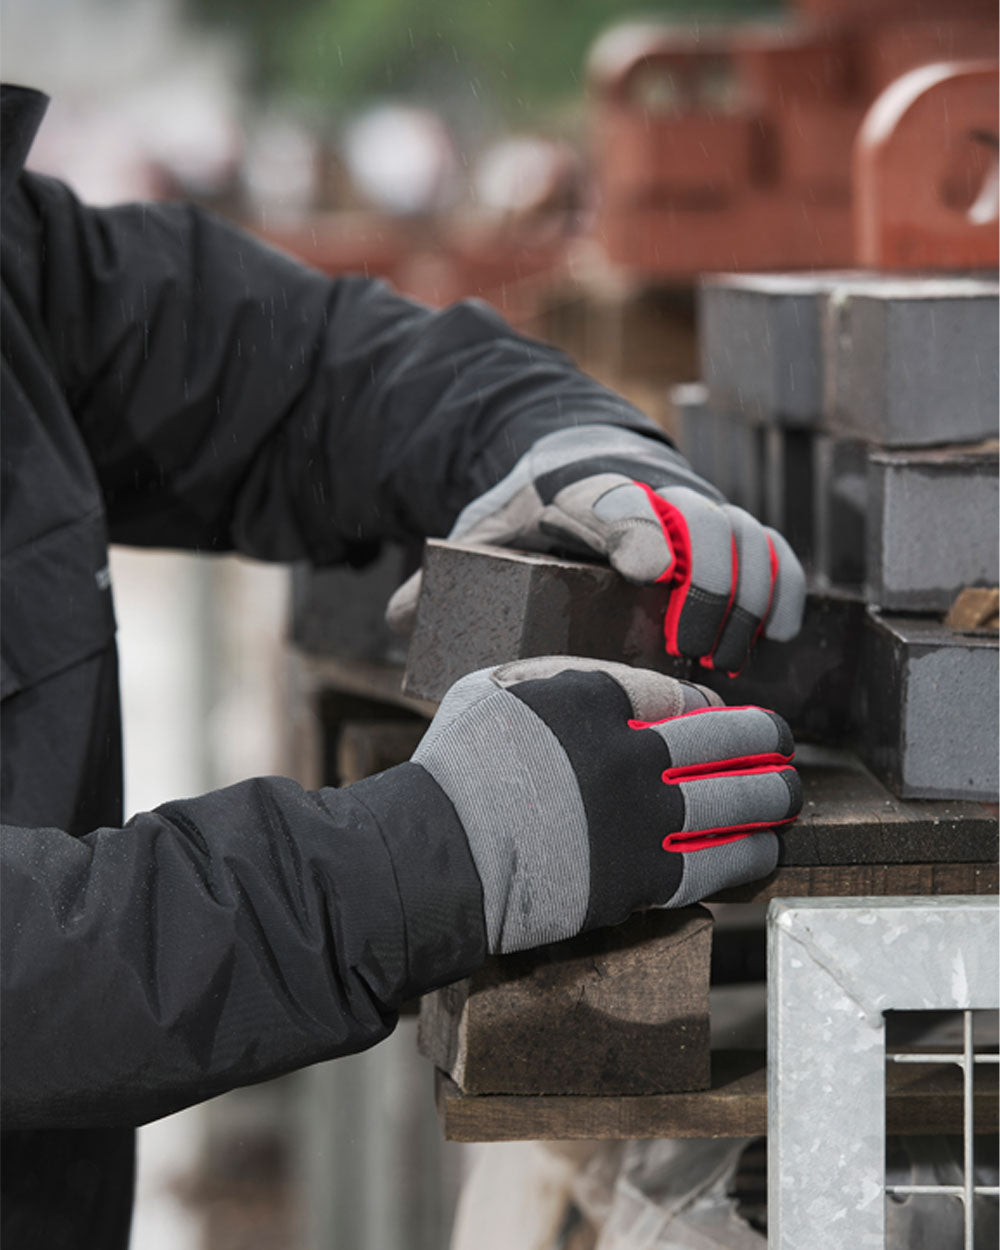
[[746, 533, 780, 659], [663, 814, 797, 853], [699, 533, 739, 672], [663, 829, 757, 852], [661, 755, 794, 783], [628, 704, 780, 731], [625, 705, 798, 854], [633, 481, 691, 657]]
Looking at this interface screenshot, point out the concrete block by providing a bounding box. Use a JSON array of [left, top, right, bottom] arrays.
[[866, 443, 999, 612], [700, 272, 999, 444], [701, 592, 865, 744], [406, 541, 863, 743], [762, 426, 815, 563], [403, 540, 689, 702], [813, 435, 867, 591], [716, 411, 765, 517], [699, 272, 853, 426], [418, 907, 713, 1095], [670, 384, 764, 520], [292, 541, 421, 664], [823, 276, 999, 446], [745, 423, 768, 521], [671, 381, 715, 485], [853, 610, 999, 801]]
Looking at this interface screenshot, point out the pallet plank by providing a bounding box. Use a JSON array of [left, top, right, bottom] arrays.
[[436, 1049, 999, 1142]]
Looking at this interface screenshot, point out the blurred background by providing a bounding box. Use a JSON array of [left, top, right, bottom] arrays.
[[3, 0, 996, 1246]]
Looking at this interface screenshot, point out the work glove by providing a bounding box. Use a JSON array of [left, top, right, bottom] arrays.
[[412, 656, 800, 954], [388, 423, 806, 671]]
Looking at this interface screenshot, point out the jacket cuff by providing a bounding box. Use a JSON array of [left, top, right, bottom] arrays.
[[346, 762, 488, 996]]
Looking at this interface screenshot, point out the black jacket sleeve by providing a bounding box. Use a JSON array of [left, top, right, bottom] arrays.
[[9, 172, 664, 563], [0, 764, 485, 1129]]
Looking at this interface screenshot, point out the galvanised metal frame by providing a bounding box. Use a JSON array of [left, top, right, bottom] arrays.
[[767, 896, 1000, 1250]]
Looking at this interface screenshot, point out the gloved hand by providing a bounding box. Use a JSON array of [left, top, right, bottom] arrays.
[[388, 423, 806, 671], [412, 656, 801, 954]]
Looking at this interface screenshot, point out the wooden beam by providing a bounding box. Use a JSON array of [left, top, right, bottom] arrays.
[[709, 860, 998, 903], [435, 1049, 999, 1142]]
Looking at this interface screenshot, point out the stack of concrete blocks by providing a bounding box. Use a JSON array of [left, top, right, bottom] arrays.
[[677, 272, 999, 801]]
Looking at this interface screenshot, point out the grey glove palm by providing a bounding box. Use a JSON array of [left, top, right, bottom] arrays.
[[389, 424, 806, 671], [413, 656, 801, 954]]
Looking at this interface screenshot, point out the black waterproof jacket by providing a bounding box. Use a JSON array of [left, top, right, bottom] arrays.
[[0, 85, 664, 1248]]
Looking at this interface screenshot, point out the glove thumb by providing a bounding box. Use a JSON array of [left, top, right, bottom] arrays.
[[386, 569, 423, 635]]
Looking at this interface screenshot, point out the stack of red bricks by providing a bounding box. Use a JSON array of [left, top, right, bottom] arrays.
[[589, 0, 998, 277]]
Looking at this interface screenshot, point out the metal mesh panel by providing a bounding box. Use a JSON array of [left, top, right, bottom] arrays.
[[767, 897, 1000, 1250], [885, 1009, 999, 1247]]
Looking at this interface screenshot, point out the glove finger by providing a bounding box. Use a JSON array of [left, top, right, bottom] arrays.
[[761, 527, 806, 642], [641, 486, 737, 659], [492, 655, 724, 720], [385, 569, 423, 635], [706, 508, 775, 674], [666, 766, 801, 848], [660, 831, 779, 908], [630, 704, 794, 771]]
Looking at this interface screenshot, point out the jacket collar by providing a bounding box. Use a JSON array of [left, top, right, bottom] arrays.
[[2, 85, 49, 201]]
